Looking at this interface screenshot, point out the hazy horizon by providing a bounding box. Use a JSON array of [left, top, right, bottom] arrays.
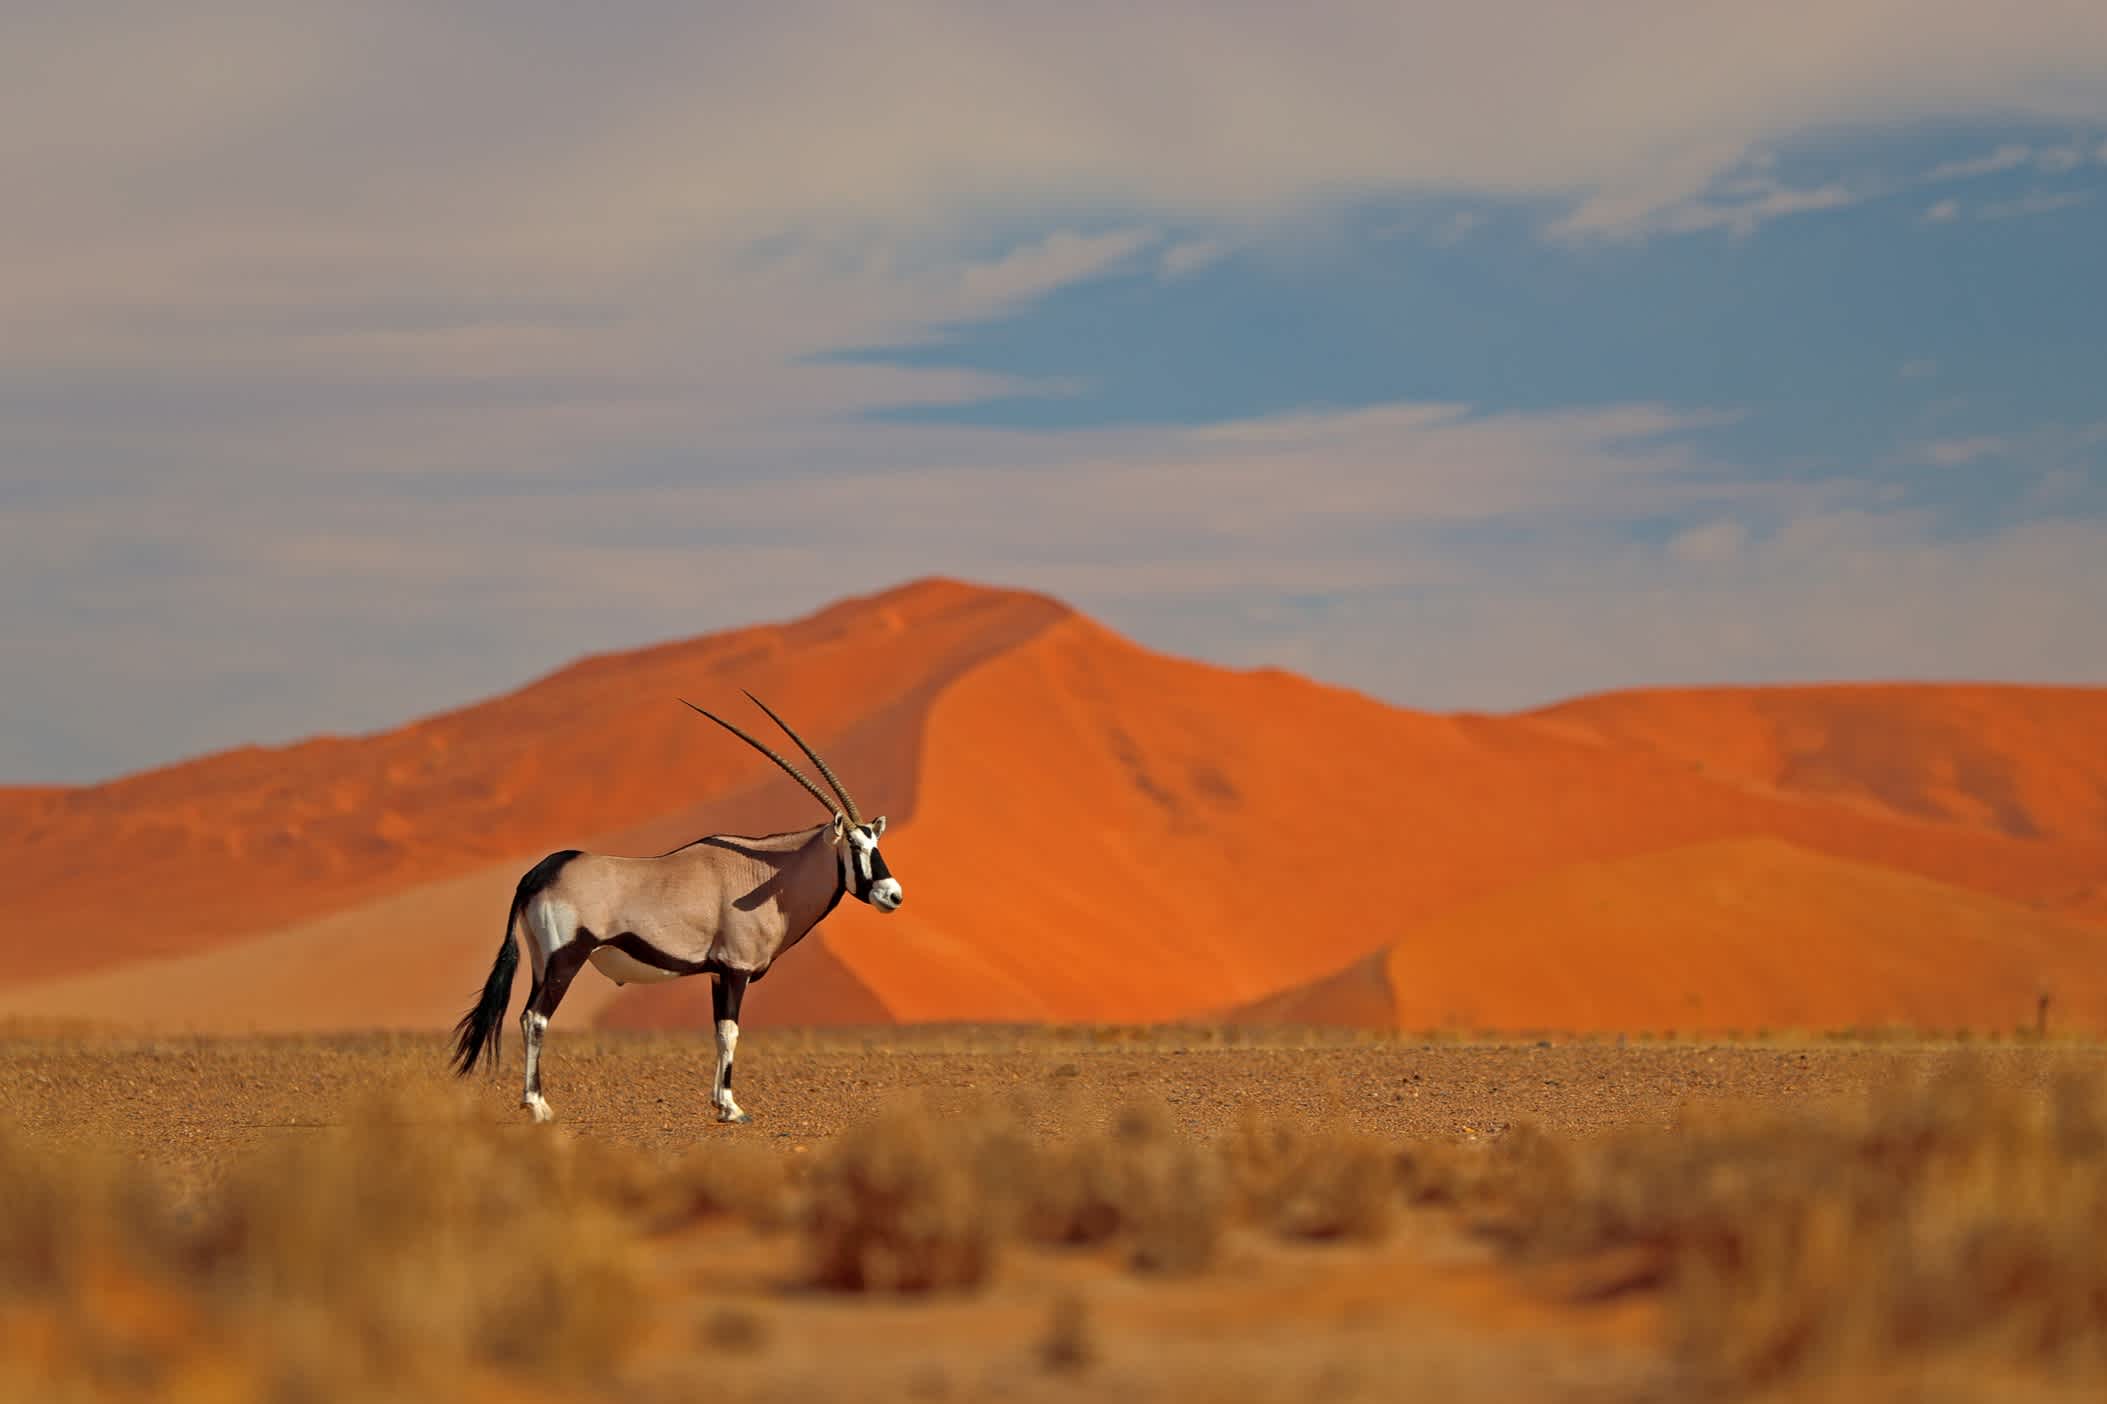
[[13, 572, 2103, 788]]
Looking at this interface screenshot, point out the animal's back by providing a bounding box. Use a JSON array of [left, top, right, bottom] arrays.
[[547, 849, 734, 967]]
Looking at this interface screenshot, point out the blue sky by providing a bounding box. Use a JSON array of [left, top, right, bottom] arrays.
[[3, 4, 2105, 780], [851, 125, 2106, 505]]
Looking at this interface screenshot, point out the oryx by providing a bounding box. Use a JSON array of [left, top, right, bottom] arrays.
[[448, 692, 902, 1124]]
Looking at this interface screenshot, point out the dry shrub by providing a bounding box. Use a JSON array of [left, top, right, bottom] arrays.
[[1224, 1112, 1398, 1242], [1429, 1119, 1576, 1233], [0, 1079, 773, 1401], [1479, 1056, 2107, 1395], [194, 1080, 646, 1384], [0, 1120, 180, 1298], [567, 1134, 793, 1233], [699, 1304, 771, 1355], [801, 1095, 1005, 1292], [1038, 1292, 1096, 1373], [0, 1120, 201, 1403], [801, 1094, 1227, 1289], [1021, 1101, 1226, 1273], [1393, 1135, 1498, 1208]]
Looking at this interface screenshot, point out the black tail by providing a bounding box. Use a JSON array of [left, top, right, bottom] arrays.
[[449, 915, 519, 1077], [450, 849, 582, 1077]]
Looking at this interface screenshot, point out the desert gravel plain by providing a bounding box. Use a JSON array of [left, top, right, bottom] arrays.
[[0, 1025, 1985, 1185], [7, 1025, 2107, 1403]]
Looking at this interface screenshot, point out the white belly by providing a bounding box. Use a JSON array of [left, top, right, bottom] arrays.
[[587, 946, 684, 986]]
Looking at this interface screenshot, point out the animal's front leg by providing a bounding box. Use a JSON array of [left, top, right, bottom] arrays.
[[711, 971, 751, 1124]]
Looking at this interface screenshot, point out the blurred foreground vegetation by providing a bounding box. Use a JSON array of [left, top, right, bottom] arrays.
[[2, 1048, 2104, 1401]]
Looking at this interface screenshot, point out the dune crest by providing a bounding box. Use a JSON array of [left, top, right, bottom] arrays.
[[1529, 684, 2107, 842], [8, 578, 1065, 986]]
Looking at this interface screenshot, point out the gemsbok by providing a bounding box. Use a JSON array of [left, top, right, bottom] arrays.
[[448, 692, 902, 1124]]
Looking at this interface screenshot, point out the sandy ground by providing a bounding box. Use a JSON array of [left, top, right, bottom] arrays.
[[0, 1025, 1978, 1185], [5, 1027, 2098, 1402]]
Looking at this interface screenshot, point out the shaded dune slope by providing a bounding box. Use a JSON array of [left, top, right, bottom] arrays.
[[815, 618, 2106, 1024], [1529, 685, 2107, 844], [1234, 839, 2107, 1034]]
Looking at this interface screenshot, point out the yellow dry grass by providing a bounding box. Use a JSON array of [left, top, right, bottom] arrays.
[[1460, 1053, 2107, 1399], [3, 1046, 2105, 1401], [0, 1079, 761, 1402], [801, 1093, 1228, 1287]]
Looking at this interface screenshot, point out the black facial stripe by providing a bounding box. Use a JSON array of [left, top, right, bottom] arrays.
[[841, 831, 892, 902]]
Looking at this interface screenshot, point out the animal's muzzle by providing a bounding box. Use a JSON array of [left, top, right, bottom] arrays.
[[871, 878, 903, 912]]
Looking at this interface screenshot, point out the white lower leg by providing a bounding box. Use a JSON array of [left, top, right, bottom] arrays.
[[713, 1017, 746, 1122], [521, 1010, 552, 1122]]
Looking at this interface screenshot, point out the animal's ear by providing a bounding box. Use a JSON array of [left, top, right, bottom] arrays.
[[831, 813, 846, 839], [868, 815, 887, 838]]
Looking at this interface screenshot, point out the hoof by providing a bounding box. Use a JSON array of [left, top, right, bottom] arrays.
[[524, 1096, 554, 1124], [717, 1108, 751, 1125]]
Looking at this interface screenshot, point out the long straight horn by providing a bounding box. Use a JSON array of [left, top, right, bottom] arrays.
[[741, 691, 863, 826], [679, 699, 841, 819]]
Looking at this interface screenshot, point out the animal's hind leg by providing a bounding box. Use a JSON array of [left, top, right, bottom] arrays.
[[521, 940, 590, 1123], [711, 971, 751, 1125]]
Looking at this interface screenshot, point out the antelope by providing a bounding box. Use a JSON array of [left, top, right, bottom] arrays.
[[448, 692, 902, 1124]]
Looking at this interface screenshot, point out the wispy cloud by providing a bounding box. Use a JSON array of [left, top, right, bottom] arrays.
[[0, 396, 1745, 776], [1124, 509, 2107, 716], [1924, 143, 2035, 182], [1158, 238, 1229, 279], [1662, 182, 1857, 239], [9, 388, 2100, 778], [1924, 436, 2007, 466], [6, 4, 2106, 278], [1921, 198, 1963, 223], [1668, 519, 1749, 563], [1552, 153, 1867, 242], [1431, 211, 1485, 246], [1978, 190, 2095, 220], [957, 229, 1152, 308]]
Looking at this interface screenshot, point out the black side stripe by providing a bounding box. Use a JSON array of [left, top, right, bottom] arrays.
[[602, 931, 717, 976]]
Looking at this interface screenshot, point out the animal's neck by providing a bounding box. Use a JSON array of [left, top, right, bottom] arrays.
[[777, 825, 849, 940]]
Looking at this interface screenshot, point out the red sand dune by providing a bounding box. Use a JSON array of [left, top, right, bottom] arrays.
[[1234, 838, 2107, 1035], [1528, 685, 2107, 843], [7, 579, 2105, 1034], [2, 579, 1062, 985]]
